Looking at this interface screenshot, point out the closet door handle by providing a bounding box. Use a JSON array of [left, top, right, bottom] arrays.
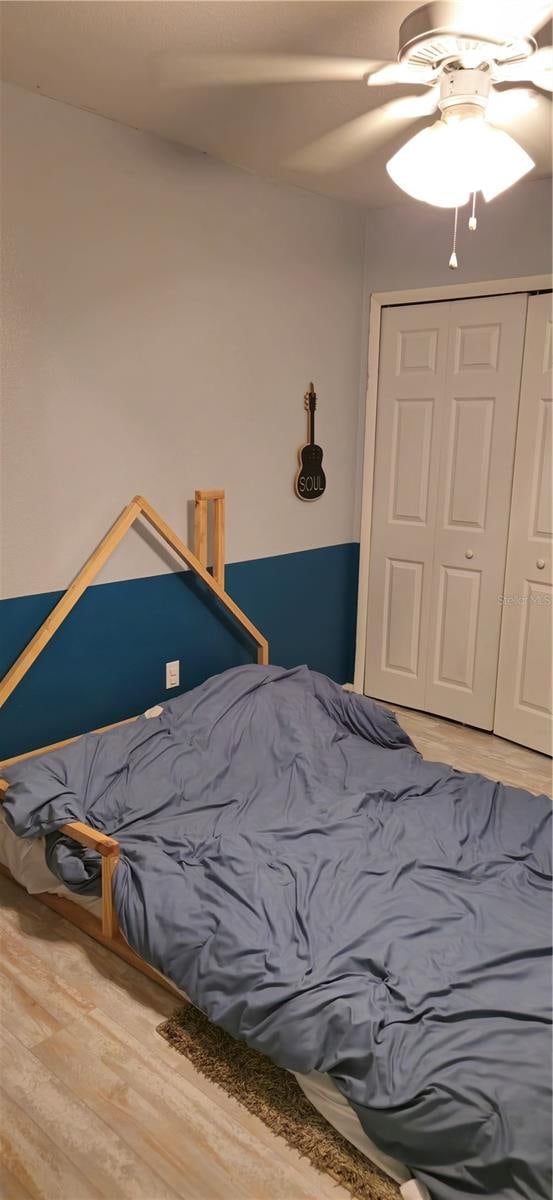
[[465, 549, 474, 560], [537, 558, 546, 569]]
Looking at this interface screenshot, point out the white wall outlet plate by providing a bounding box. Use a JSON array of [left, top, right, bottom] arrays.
[[165, 660, 180, 689]]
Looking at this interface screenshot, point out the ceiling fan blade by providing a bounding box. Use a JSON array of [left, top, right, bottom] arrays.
[[160, 54, 385, 88], [517, 2, 553, 37], [285, 90, 439, 174], [495, 46, 553, 90], [453, 1, 553, 40], [366, 63, 438, 86], [486, 86, 543, 123]]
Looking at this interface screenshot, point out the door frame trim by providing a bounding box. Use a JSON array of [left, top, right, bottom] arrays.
[[354, 273, 553, 693]]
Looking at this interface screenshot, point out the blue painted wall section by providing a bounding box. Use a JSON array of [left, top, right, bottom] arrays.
[[0, 543, 359, 759]]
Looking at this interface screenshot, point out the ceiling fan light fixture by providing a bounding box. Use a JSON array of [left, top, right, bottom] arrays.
[[477, 126, 536, 200], [386, 104, 534, 208], [386, 120, 470, 206]]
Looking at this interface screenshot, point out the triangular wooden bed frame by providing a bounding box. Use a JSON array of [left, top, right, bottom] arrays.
[[0, 493, 269, 995]]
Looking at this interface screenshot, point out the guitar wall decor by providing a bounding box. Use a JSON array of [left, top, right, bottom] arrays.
[[295, 383, 326, 501]]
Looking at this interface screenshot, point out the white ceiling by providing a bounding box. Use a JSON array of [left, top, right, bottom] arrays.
[[1, 0, 551, 207]]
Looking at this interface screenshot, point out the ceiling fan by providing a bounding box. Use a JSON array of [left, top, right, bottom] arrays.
[[163, 1, 553, 263]]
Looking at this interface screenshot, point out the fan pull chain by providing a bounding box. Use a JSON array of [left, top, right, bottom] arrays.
[[449, 206, 459, 270], [469, 191, 478, 231]]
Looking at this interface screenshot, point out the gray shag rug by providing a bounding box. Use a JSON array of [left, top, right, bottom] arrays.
[[157, 1003, 401, 1200]]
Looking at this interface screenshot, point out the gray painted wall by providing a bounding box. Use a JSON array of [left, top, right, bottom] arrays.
[[1, 83, 366, 599]]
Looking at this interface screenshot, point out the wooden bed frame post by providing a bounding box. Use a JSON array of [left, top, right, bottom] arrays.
[[101, 847, 120, 938], [194, 489, 225, 589], [213, 496, 225, 591], [56, 818, 121, 938], [0, 781, 120, 940]]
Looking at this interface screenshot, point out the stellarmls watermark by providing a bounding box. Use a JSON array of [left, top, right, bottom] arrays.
[[498, 593, 551, 606]]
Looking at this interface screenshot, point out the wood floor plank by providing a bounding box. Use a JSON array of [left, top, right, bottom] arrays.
[[0, 922, 94, 1027], [390, 705, 551, 794], [0, 1158, 33, 1200], [32, 1012, 246, 1200], [0, 1026, 181, 1200], [0, 1090, 102, 1200], [0, 878, 176, 1033], [0, 968, 62, 1048], [34, 1007, 346, 1200]]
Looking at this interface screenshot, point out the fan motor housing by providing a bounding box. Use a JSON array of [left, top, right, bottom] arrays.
[[438, 67, 491, 113], [398, 1, 536, 70]]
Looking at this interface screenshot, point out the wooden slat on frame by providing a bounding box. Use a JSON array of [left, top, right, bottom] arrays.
[[0, 498, 142, 709], [194, 489, 225, 589], [0, 491, 269, 715]]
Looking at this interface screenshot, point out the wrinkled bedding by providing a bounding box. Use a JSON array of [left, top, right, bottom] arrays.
[[3, 664, 551, 1200]]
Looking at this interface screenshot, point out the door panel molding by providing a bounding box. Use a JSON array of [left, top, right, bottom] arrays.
[[382, 558, 424, 676], [444, 398, 494, 531], [517, 581, 552, 715], [397, 327, 439, 374], [530, 398, 552, 540], [389, 399, 434, 525], [454, 323, 501, 373], [433, 566, 481, 692]]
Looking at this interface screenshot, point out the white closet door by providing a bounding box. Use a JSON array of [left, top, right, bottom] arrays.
[[365, 293, 527, 727], [494, 293, 553, 755], [364, 302, 450, 708], [424, 293, 527, 727]]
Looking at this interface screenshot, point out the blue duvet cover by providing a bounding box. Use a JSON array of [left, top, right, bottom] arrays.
[[3, 665, 551, 1199]]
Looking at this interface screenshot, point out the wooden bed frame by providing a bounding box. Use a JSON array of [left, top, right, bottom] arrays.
[[0, 490, 269, 999]]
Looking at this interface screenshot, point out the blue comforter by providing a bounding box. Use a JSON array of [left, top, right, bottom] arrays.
[[3, 665, 551, 1199]]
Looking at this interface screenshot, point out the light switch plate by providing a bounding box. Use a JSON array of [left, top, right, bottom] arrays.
[[165, 660, 180, 689]]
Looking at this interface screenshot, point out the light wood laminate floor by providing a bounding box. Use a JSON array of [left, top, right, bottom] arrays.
[[0, 711, 550, 1200], [389, 705, 551, 795]]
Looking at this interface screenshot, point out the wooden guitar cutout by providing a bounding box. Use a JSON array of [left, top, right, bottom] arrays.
[[295, 383, 326, 501]]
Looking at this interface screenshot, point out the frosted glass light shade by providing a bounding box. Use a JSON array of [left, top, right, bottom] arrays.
[[479, 127, 535, 200], [387, 121, 470, 207], [386, 112, 534, 208]]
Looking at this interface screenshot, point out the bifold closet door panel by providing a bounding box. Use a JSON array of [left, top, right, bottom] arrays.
[[424, 293, 528, 728], [364, 302, 450, 708], [494, 293, 553, 755]]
